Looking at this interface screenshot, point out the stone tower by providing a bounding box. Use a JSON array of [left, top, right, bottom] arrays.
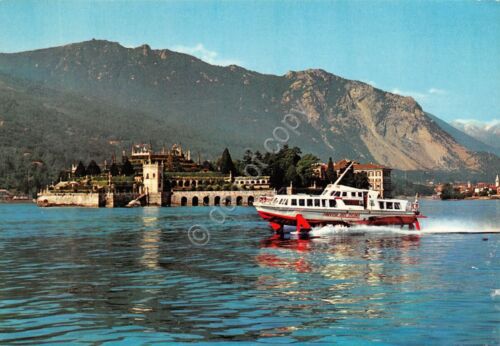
[[143, 161, 163, 194]]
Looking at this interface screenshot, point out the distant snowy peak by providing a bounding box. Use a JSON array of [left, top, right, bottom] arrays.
[[450, 119, 500, 149]]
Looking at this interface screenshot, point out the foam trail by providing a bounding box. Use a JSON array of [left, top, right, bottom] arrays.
[[309, 220, 500, 236], [419, 219, 500, 234]]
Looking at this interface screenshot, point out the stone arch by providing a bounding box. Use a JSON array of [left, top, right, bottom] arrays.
[[224, 196, 231, 206], [192, 196, 199, 206], [203, 196, 209, 206], [214, 196, 221, 206], [181, 196, 187, 206], [236, 196, 243, 206], [247, 196, 254, 206], [191, 180, 196, 187]]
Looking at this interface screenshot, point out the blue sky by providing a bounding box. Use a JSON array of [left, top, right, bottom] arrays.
[[0, 0, 498, 124]]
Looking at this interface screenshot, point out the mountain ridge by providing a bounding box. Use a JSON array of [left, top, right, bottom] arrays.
[[0, 39, 498, 176]]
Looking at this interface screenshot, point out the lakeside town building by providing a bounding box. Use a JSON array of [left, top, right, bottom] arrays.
[[434, 176, 499, 198]]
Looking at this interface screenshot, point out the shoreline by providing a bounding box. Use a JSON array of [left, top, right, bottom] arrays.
[[0, 200, 35, 204]]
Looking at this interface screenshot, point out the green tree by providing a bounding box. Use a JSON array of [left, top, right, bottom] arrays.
[[296, 154, 320, 187], [74, 161, 86, 177], [338, 162, 355, 186], [58, 170, 69, 182], [284, 165, 300, 186], [353, 171, 370, 189], [326, 157, 337, 183], [202, 160, 214, 171], [265, 146, 302, 187], [109, 162, 119, 176], [86, 160, 101, 176], [242, 149, 253, 166], [220, 148, 236, 175], [440, 183, 464, 200], [121, 158, 135, 176]]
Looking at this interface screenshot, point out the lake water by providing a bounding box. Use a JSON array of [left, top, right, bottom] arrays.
[[0, 200, 498, 344]]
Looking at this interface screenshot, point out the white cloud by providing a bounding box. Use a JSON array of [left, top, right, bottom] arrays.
[[391, 88, 428, 101], [428, 88, 446, 95], [361, 79, 377, 87], [171, 43, 242, 66], [391, 87, 448, 102]]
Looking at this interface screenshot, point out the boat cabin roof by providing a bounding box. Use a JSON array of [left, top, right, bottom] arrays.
[[322, 184, 369, 194]]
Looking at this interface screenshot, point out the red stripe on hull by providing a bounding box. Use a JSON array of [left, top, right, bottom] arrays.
[[258, 210, 418, 229]]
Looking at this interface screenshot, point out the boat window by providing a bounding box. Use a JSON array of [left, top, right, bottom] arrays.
[[351, 192, 356, 197], [394, 202, 401, 210], [330, 191, 336, 196], [307, 199, 313, 207], [342, 192, 347, 197], [314, 199, 320, 207], [370, 200, 375, 207], [386, 202, 393, 209], [358, 192, 363, 197], [329, 199, 336, 207], [322, 199, 327, 207], [379, 201, 384, 209], [299, 199, 305, 206], [291, 199, 297, 206]]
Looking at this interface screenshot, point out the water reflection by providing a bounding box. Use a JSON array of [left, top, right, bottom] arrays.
[[1, 203, 498, 344], [139, 229, 161, 269], [255, 232, 423, 324], [257, 232, 421, 284]]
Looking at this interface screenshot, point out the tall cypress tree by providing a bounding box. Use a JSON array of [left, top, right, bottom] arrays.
[[121, 159, 135, 176], [86, 160, 101, 176], [326, 157, 337, 183], [74, 161, 86, 177], [109, 163, 119, 176], [220, 148, 236, 175]]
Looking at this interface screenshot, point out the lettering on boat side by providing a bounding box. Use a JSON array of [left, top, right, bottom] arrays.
[[323, 212, 360, 219]]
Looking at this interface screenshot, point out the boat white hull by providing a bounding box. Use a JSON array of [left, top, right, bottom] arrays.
[[255, 203, 421, 231]]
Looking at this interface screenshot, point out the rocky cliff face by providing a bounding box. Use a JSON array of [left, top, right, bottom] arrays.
[[0, 40, 495, 172], [280, 69, 479, 170]]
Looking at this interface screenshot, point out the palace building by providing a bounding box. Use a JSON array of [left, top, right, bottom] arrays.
[[129, 143, 201, 173]]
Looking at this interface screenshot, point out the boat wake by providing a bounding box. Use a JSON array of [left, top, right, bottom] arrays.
[[308, 220, 500, 236]]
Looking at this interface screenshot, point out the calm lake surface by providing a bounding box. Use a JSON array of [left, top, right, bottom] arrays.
[[0, 200, 499, 344]]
